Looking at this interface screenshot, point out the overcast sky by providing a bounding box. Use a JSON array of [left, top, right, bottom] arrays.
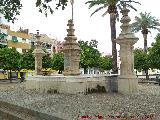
[[8, 0, 160, 55]]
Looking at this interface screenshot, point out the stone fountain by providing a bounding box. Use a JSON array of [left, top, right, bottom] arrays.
[[25, 20, 118, 94], [25, 5, 139, 95]]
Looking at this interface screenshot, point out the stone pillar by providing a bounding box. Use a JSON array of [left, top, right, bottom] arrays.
[[63, 19, 81, 76], [115, 6, 139, 94], [33, 30, 45, 75]]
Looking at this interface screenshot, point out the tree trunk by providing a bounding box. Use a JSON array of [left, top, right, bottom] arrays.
[[20, 72, 24, 82], [9, 70, 12, 83], [145, 69, 149, 80], [142, 30, 149, 80], [2, 70, 6, 80], [84, 67, 88, 74], [58, 70, 62, 74], [110, 13, 118, 74]]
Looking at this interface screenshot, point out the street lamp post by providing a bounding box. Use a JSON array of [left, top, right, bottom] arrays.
[[70, 0, 74, 20]]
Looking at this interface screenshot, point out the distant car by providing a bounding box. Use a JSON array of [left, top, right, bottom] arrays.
[[156, 74, 160, 85]]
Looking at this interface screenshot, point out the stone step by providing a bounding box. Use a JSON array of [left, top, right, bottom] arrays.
[[0, 100, 65, 120], [0, 107, 33, 120]]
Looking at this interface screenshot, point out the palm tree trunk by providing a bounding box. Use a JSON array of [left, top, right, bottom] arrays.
[[143, 33, 148, 53], [142, 33, 149, 80], [110, 13, 117, 74]]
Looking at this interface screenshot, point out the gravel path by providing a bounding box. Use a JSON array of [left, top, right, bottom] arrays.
[[0, 83, 160, 120]]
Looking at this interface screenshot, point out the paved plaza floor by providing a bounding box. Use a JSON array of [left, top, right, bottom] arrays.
[[0, 82, 160, 120]]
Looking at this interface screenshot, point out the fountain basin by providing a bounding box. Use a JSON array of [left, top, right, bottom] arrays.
[[26, 74, 118, 94]]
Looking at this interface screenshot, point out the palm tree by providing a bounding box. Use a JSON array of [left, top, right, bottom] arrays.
[[132, 12, 160, 52], [132, 12, 160, 79], [86, 0, 140, 74]]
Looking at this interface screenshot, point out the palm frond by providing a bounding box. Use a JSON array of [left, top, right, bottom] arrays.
[[150, 27, 160, 32], [126, 4, 137, 11], [122, 0, 141, 5], [148, 30, 151, 34], [90, 5, 106, 16], [116, 12, 119, 21], [119, 0, 140, 11], [117, 3, 122, 10], [85, 0, 108, 9], [102, 10, 108, 17], [86, 0, 140, 18], [131, 22, 141, 33]]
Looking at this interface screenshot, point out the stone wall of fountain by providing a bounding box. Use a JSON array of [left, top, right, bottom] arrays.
[[26, 75, 117, 94]]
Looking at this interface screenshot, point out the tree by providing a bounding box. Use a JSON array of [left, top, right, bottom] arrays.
[[86, 0, 140, 74], [132, 12, 160, 52], [0, 0, 68, 22], [134, 48, 150, 79], [79, 40, 101, 74], [89, 39, 98, 48], [0, 47, 21, 82], [132, 12, 160, 79], [52, 52, 64, 74], [0, 0, 22, 22], [21, 48, 35, 70], [42, 54, 52, 70], [148, 34, 160, 69], [98, 55, 112, 72], [0, 48, 5, 69]]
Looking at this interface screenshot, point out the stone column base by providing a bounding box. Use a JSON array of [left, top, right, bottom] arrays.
[[118, 75, 138, 94]]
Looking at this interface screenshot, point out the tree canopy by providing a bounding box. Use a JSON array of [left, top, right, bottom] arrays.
[[0, 47, 22, 81], [0, 0, 69, 22], [42, 53, 52, 70], [132, 12, 160, 33], [79, 40, 101, 73], [0, 0, 22, 22], [148, 34, 160, 69], [21, 48, 35, 70], [51, 52, 64, 73], [0, 47, 21, 71], [134, 48, 150, 72], [98, 55, 112, 72], [85, 0, 140, 17]]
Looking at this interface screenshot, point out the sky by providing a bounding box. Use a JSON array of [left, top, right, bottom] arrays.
[[7, 0, 160, 55]]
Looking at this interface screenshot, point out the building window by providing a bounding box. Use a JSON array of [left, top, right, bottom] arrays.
[[0, 44, 7, 48], [22, 49, 27, 53], [42, 43, 46, 48], [0, 33, 7, 39], [22, 38, 26, 42], [12, 36, 18, 42], [31, 42, 34, 46], [0, 33, 7, 45], [52, 46, 56, 52], [46, 44, 51, 49]]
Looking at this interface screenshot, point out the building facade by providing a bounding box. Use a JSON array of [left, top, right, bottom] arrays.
[[0, 27, 32, 53], [30, 33, 57, 55]]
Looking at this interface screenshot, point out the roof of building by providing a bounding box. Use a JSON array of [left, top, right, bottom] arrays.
[[7, 29, 30, 39], [30, 33, 57, 45]]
